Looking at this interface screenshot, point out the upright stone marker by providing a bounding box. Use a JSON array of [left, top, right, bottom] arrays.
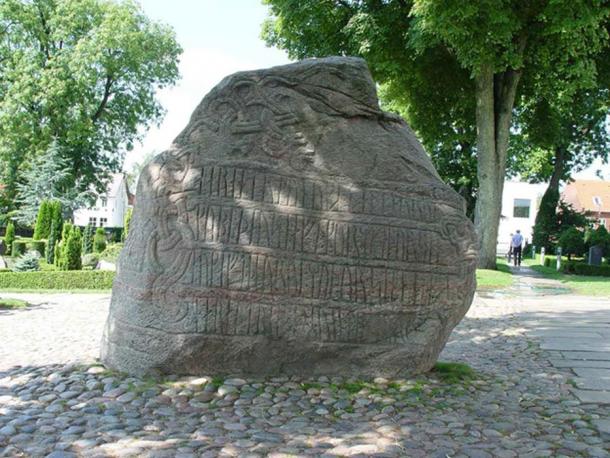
[[589, 245, 603, 266], [101, 57, 478, 377]]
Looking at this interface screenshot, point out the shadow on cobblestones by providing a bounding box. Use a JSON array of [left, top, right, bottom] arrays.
[[0, 307, 608, 457]]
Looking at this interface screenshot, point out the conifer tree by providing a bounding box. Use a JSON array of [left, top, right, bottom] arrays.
[[33, 200, 51, 240], [61, 227, 82, 270], [82, 225, 94, 254], [4, 221, 15, 256], [47, 220, 57, 264], [94, 228, 107, 253]]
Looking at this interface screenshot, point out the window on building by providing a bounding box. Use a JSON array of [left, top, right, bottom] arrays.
[[600, 219, 607, 227], [88, 217, 97, 226], [101, 197, 107, 207], [100, 217, 107, 227], [513, 199, 531, 218]]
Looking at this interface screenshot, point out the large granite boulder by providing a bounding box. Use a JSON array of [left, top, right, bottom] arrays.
[[101, 57, 477, 377]]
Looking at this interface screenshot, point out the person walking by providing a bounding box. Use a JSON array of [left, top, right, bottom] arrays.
[[511, 230, 524, 267]]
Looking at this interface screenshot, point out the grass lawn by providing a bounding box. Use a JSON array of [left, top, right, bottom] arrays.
[[0, 298, 28, 309], [526, 264, 610, 296], [476, 258, 514, 289]]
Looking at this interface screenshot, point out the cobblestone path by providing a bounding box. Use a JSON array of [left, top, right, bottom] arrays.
[[0, 287, 609, 457]]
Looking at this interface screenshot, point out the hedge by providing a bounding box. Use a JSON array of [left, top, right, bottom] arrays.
[[562, 262, 610, 277], [26, 240, 46, 257], [12, 240, 27, 256], [0, 270, 115, 290]]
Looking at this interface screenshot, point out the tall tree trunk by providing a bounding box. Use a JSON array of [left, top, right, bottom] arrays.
[[474, 66, 522, 269]]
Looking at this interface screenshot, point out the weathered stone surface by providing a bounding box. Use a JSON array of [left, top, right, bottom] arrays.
[[101, 57, 477, 377]]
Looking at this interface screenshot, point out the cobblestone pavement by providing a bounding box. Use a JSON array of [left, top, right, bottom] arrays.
[[0, 289, 609, 457]]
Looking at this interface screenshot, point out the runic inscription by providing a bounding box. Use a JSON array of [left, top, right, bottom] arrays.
[[102, 57, 478, 377]]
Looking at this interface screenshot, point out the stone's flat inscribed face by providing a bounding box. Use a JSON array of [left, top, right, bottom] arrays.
[[101, 57, 478, 377]]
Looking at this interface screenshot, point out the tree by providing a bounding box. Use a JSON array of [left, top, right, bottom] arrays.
[[15, 142, 95, 225], [586, 225, 610, 256], [558, 227, 586, 261], [93, 227, 107, 253], [82, 225, 94, 254], [60, 226, 81, 270], [55, 220, 73, 266], [0, 0, 182, 211], [12, 251, 40, 272], [33, 200, 51, 240], [49, 200, 63, 240], [262, 0, 609, 268], [46, 220, 57, 264], [4, 220, 15, 255]]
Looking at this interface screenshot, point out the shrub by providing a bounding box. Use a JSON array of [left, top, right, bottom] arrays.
[[94, 227, 107, 253], [47, 220, 57, 264], [100, 243, 124, 262], [61, 227, 82, 270], [0, 270, 115, 290], [11, 240, 27, 256], [544, 257, 552, 267], [562, 262, 610, 277], [53, 240, 62, 267], [26, 240, 46, 257], [586, 226, 610, 256], [82, 253, 100, 269], [82, 225, 94, 254], [12, 251, 41, 272], [50, 201, 63, 240], [4, 221, 15, 256], [558, 227, 586, 260], [33, 200, 52, 240]]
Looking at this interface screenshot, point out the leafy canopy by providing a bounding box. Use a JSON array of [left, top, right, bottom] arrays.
[[0, 0, 182, 209]]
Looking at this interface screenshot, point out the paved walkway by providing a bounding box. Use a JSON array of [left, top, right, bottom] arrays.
[[508, 266, 610, 438], [0, 274, 609, 456]]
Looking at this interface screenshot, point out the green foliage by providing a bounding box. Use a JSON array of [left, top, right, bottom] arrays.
[[26, 241, 45, 257], [432, 362, 476, 384], [0, 0, 182, 211], [33, 200, 52, 240], [81, 253, 100, 269], [533, 199, 590, 252], [11, 240, 26, 256], [93, 228, 107, 253], [53, 240, 61, 267], [562, 261, 610, 277], [122, 208, 133, 241], [262, 0, 610, 269], [46, 220, 57, 264], [49, 201, 63, 240], [0, 298, 28, 309], [60, 221, 73, 245], [15, 144, 94, 225], [586, 225, 610, 255], [0, 270, 115, 290], [12, 251, 40, 272], [82, 225, 94, 254], [100, 243, 123, 262], [4, 221, 15, 255], [558, 228, 586, 260], [60, 227, 82, 270]]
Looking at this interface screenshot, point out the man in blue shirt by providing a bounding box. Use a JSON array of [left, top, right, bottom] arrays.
[[511, 230, 524, 266]]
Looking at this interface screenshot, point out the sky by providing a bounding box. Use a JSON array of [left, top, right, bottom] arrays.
[[125, 0, 290, 169], [127, 0, 609, 182]]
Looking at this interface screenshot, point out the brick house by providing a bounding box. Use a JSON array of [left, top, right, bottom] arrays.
[[561, 180, 610, 228]]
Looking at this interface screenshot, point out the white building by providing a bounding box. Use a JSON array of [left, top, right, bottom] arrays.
[[74, 173, 133, 228], [497, 181, 548, 254]]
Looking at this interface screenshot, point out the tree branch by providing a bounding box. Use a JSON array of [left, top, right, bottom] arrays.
[[92, 74, 114, 123]]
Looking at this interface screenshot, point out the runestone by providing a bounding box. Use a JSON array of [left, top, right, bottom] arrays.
[[101, 57, 478, 377]]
